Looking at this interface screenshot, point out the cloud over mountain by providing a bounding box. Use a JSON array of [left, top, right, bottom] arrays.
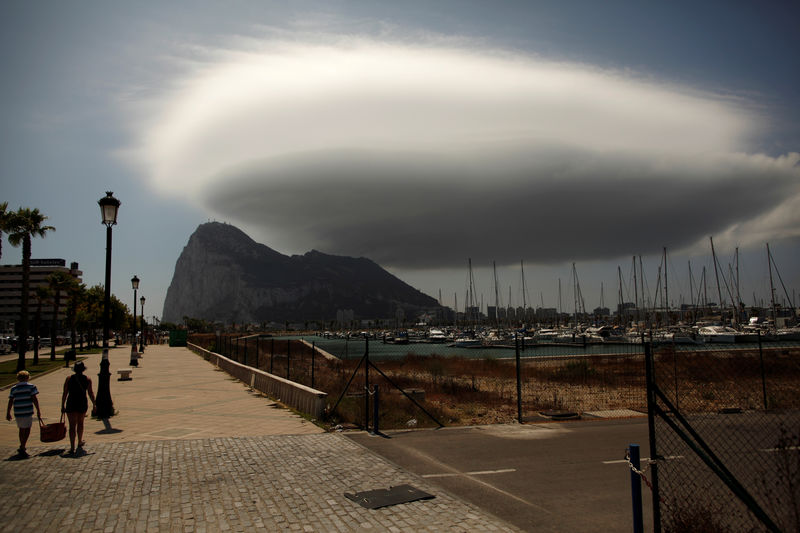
[[129, 38, 800, 267]]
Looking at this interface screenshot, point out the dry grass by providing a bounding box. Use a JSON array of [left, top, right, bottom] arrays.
[[190, 335, 800, 430]]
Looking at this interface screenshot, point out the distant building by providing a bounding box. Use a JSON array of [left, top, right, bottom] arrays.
[[536, 307, 557, 321], [0, 259, 83, 335], [593, 306, 611, 317]]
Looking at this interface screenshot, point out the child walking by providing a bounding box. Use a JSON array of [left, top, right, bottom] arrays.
[[6, 370, 43, 458]]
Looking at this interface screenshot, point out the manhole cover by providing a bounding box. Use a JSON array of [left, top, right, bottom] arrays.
[[345, 484, 434, 509]]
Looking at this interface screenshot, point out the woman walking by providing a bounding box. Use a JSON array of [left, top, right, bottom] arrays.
[[61, 361, 96, 455]]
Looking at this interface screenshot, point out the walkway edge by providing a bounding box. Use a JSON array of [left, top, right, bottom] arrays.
[[188, 343, 328, 419]]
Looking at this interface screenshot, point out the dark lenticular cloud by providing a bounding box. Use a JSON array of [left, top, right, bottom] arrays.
[[134, 39, 800, 266]]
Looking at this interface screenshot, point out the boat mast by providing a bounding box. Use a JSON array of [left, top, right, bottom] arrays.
[[521, 260, 527, 321], [493, 261, 500, 328], [468, 258, 476, 328], [702, 266, 709, 318], [767, 243, 777, 329], [688, 261, 695, 325], [735, 247, 742, 321], [599, 281, 604, 325], [639, 256, 647, 329], [710, 236, 725, 323], [633, 256, 640, 326], [557, 278, 562, 327], [454, 292, 458, 328], [663, 247, 670, 327], [618, 266, 625, 327]]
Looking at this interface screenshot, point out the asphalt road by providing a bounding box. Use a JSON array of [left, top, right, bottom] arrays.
[[348, 418, 654, 532]]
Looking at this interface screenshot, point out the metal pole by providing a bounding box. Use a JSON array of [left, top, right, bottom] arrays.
[[629, 444, 644, 533], [757, 330, 768, 410], [286, 339, 291, 380], [95, 225, 114, 418], [270, 338, 274, 374], [130, 286, 138, 366], [515, 333, 522, 423], [644, 342, 662, 532], [311, 341, 316, 389], [364, 335, 370, 430], [244, 337, 248, 367], [372, 384, 379, 435]]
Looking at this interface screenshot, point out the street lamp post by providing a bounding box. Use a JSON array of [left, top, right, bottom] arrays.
[[139, 296, 146, 352], [130, 275, 139, 366], [95, 191, 119, 419]]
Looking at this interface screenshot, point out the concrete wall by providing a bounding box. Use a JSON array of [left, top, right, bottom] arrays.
[[188, 342, 328, 419]]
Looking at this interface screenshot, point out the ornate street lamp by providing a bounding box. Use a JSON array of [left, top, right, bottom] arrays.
[[130, 275, 139, 366], [139, 296, 146, 352], [95, 191, 119, 419]]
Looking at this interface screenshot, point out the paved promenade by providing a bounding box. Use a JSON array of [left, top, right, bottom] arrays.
[[1, 345, 518, 532]]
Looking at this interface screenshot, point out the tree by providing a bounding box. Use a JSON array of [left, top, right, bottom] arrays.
[[7, 208, 55, 371], [0, 201, 9, 262], [48, 271, 79, 361], [67, 281, 86, 352], [33, 286, 52, 366]]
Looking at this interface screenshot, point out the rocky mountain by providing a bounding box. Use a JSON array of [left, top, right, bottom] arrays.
[[162, 222, 440, 324]]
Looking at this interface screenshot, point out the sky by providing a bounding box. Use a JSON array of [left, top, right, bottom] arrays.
[[2, 1, 799, 322]]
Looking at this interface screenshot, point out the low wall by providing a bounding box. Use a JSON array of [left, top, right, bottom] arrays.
[[188, 343, 328, 419]]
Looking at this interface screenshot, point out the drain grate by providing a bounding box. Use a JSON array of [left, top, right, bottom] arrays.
[[344, 484, 434, 509]]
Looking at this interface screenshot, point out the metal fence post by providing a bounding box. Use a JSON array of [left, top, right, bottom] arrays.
[[373, 384, 379, 435], [757, 330, 767, 410], [270, 338, 274, 374], [287, 339, 291, 380], [364, 335, 370, 430], [244, 337, 248, 367], [644, 342, 662, 532], [515, 333, 522, 423], [311, 341, 316, 389], [629, 443, 644, 533]]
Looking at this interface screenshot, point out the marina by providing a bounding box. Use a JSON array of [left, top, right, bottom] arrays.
[[275, 333, 800, 361]]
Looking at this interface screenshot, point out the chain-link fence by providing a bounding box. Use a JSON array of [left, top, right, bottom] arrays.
[[189, 331, 799, 530], [647, 339, 800, 532], [189, 331, 650, 428]]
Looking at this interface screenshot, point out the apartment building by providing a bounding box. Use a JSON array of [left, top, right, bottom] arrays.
[[0, 259, 83, 335]]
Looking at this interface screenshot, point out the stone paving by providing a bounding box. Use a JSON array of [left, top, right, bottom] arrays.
[[1, 345, 519, 532]]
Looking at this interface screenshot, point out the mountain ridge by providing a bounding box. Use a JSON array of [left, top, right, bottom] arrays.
[[162, 222, 439, 324]]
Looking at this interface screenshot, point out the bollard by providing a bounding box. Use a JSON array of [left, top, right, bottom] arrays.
[[629, 444, 644, 533], [372, 384, 380, 435]]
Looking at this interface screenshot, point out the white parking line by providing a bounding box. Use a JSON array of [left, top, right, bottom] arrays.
[[422, 468, 517, 478], [603, 455, 683, 464], [760, 446, 799, 453]]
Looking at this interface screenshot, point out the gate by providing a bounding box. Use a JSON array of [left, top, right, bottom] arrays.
[[644, 341, 800, 532]]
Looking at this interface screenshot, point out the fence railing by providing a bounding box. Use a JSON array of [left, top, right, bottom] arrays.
[[187, 340, 328, 419]]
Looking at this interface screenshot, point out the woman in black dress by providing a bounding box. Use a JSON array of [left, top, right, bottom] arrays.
[[61, 361, 96, 455]]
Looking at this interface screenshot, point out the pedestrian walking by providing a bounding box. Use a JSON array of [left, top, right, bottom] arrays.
[[6, 370, 42, 458], [61, 361, 96, 455]]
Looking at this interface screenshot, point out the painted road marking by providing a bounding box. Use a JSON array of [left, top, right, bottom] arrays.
[[603, 455, 683, 464], [422, 468, 517, 478]]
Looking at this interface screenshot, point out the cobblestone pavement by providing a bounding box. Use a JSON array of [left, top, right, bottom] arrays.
[[2, 345, 519, 532]]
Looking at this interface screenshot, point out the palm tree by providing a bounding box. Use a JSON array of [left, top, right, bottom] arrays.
[[48, 271, 78, 361], [0, 201, 10, 261], [8, 208, 55, 371], [33, 286, 52, 366]]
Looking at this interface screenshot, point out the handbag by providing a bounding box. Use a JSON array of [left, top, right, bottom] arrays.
[[39, 413, 67, 443]]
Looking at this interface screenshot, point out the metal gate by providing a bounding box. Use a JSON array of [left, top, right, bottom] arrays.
[[644, 341, 800, 532]]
